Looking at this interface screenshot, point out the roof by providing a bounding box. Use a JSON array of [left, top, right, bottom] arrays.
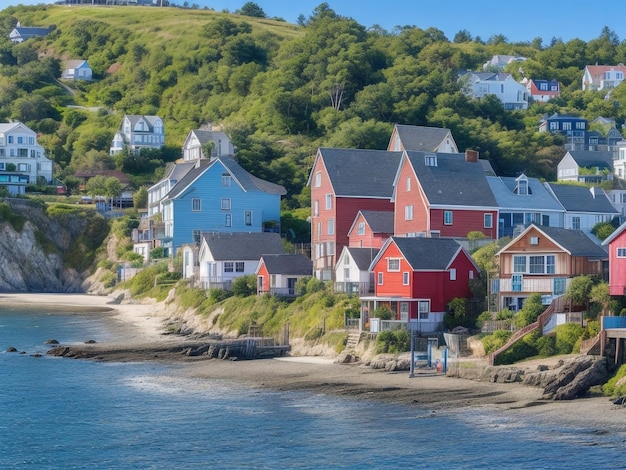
[[585, 64, 626, 78], [501, 224, 607, 258], [189, 129, 231, 149], [313, 148, 402, 198], [465, 71, 514, 82], [545, 183, 619, 214], [345, 247, 380, 271], [202, 232, 285, 260], [259, 254, 312, 275], [165, 156, 286, 200], [63, 60, 89, 69], [565, 151, 614, 169], [404, 152, 498, 208], [0, 122, 23, 133], [122, 114, 162, 130], [486, 176, 563, 211], [385, 237, 470, 271], [392, 125, 452, 152], [359, 210, 394, 233], [12, 26, 49, 37]]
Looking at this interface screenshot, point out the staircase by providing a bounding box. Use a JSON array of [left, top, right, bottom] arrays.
[[580, 331, 605, 356], [346, 332, 362, 350]]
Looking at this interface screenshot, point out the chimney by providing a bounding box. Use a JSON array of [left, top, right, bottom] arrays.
[[465, 149, 479, 163]]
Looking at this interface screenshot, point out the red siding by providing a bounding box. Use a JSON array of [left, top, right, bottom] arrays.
[[609, 230, 626, 296], [394, 158, 429, 236], [348, 212, 392, 248], [430, 208, 497, 238], [372, 241, 414, 298], [257, 262, 269, 293]]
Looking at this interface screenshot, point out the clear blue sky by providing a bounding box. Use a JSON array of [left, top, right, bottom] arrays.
[[2, 0, 626, 45]]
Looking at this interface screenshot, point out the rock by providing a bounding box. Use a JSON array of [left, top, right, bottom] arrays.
[[84, 339, 97, 344], [107, 293, 124, 305], [540, 356, 609, 400], [7, 346, 17, 352], [45, 339, 59, 344], [336, 351, 359, 364], [537, 365, 549, 371]]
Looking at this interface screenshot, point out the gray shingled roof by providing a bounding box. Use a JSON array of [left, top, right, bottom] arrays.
[[359, 210, 394, 233], [406, 151, 498, 207], [532, 225, 608, 258], [566, 151, 614, 170], [202, 232, 285, 260], [487, 176, 563, 211], [545, 183, 618, 214], [346, 247, 380, 271], [260, 254, 312, 275], [123, 115, 162, 131], [317, 148, 402, 198], [390, 237, 465, 270], [394, 125, 452, 152], [165, 156, 286, 200]]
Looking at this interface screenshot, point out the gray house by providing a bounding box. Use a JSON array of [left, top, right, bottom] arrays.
[[557, 151, 614, 184]]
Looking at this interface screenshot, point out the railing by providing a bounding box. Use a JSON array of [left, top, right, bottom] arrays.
[[199, 277, 232, 291], [497, 277, 570, 294], [334, 281, 372, 295], [482, 319, 514, 333], [345, 318, 360, 330], [258, 287, 300, 297]]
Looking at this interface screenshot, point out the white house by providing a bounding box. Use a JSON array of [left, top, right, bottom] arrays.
[[62, 60, 93, 81], [483, 54, 527, 71], [613, 141, 626, 180], [334, 246, 378, 295], [110, 115, 164, 155], [459, 71, 528, 110], [0, 122, 54, 194], [9, 24, 49, 43], [182, 126, 234, 162], [582, 64, 626, 91]]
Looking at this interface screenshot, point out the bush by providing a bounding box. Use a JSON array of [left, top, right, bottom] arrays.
[[231, 274, 257, 297], [209, 288, 232, 303], [150, 246, 164, 259], [603, 364, 626, 397], [536, 335, 556, 356], [554, 323, 584, 354], [495, 330, 540, 365], [372, 306, 393, 320], [496, 308, 514, 320], [481, 330, 512, 355], [375, 329, 410, 354], [477, 311, 492, 327]]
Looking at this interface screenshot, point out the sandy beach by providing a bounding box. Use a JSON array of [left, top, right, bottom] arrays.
[[2, 292, 626, 430]]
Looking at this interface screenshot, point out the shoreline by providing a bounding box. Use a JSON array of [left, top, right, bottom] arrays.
[[3, 292, 626, 429]]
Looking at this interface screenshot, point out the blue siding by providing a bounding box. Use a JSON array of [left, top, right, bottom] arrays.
[[170, 162, 281, 253]]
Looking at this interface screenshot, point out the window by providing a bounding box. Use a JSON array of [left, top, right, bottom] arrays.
[[572, 216, 581, 230], [450, 268, 456, 281], [529, 256, 544, 274], [235, 262, 245, 272], [221, 173, 231, 187], [244, 210, 252, 226], [549, 122, 559, 131], [316, 222, 322, 241], [221, 198, 231, 210], [28, 137, 34, 145], [387, 258, 401, 272], [8, 136, 13, 143], [546, 255, 555, 274], [313, 200, 319, 216], [562, 122, 572, 131], [224, 262, 234, 273], [418, 300, 429, 320], [530, 236, 539, 245], [425, 155, 437, 167], [444, 210, 453, 225], [513, 255, 526, 273], [402, 272, 409, 285], [314, 172, 321, 187], [325, 194, 332, 210], [405, 205, 413, 221], [377, 272, 383, 285], [516, 179, 528, 195], [484, 213, 493, 229], [357, 222, 365, 235], [192, 198, 201, 211], [328, 218, 334, 235], [225, 214, 232, 227], [400, 302, 409, 322], [406, 177, 411, 191], [469, 270, 474, 280], [618, 248, 626, 258], [576, 121, 585, 130]]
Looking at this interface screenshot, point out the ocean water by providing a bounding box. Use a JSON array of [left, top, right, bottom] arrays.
[[1, 305, 625, 469]]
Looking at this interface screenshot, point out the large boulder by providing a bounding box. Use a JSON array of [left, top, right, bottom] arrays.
[[532, 356, 609, 400]]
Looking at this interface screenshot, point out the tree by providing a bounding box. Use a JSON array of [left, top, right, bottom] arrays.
[[105, 177, 123, 207], [236, 2, 266, 18], [565, 275, 594, 310], [591, 221, 616, 241], [133, 186, 148, 209], [514, 293, 544, 328]]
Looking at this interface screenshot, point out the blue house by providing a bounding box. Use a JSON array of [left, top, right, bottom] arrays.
[[160, 156, 286, 256], [539, 113, 588, 151], [487, 174, 564, 238]]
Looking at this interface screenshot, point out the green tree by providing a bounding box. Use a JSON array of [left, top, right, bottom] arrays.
[[236, 2, 266, 18], [565, 275, 594, 310], [514, 293, 544, 328], [133, 186, 148, 209]]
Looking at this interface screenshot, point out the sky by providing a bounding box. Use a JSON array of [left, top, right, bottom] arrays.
[[2, 0, 626, 45]]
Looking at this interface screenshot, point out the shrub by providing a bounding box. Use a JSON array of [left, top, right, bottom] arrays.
[[481, 330, 512, 355], [536, 335, 556, 356], [150, 246, 164, 259], [603, 364, 626, 397], [554, 323, 585, 354], [209, 288, 232, 303], [495, 330, 540, 365], [496, 308, 514, 320], [372, 306, 393, 320], [231, 274, 257, 297], [375, 329, 410, 354], [514, 293, 544, 328], [477, 311, 492, 327]]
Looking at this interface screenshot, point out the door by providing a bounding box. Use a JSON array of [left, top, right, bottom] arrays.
[[287, 278, 297, 296]]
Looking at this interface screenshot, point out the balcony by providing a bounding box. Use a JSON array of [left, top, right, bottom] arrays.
[[334, 281, 372, 295], [494, 276, 571, 295]]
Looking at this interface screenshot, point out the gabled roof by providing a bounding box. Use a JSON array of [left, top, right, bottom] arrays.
[[584, 64, 626, 79], [11, 26, 50, 38], [564, 151, 614, 169], [310, 148, 402, 198], [498, 224, 607, 258], [545, 183, 619, 214], [464, 71, 514, 82], [202, 232, 285, 260], [402, 151, 497, 208], [0, 122, 26, 134], [344, 247, 380, 271], [187, 129, 231, 151], [122, 114, 162, 130], [377, 237, 475, 271], [486, 175, 563, 211], [358, 210, 394, 233], [63, 59, 89, 69], [391, 125, 454, 152], [258, 254, 312, 275], [165, 156, 286, 200]]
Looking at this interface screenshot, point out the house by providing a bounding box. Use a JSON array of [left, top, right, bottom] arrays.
[[256, 254, 312, 296], [307, 148, 402, 280], [62, 60, 93, 81], [557, 151, 614, 184], [539, 113, 588, 151], [601, 221, 626, 296], [360, 237, 479, 334], [347, 210, 393, 249], [483, 54, 527, 71], [182, 126, 234, 162], [582, 64, 626, 91], [387, 124, 458, 153], [334, 246, 379, 295], [544, 183, 619, 235], [495, 224, 607, 311], [197, 232, 285, 290], [159, 156, 286, 256], [147, 161, 197, 217], [606, 189, 626, 217], [486, 174, 564, 238], [611, 140, 626, 179], [524, 79, 560, 102], [459, 71, 528, 110], [0, 122, 54, 193], [588, 117, 623, 152], [110, 114, 164, 155], [9, 23, 50, 43], [392, 150, 499, 239]]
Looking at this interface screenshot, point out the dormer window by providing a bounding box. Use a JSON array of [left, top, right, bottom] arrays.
[[514, 175, 529, 195], [425, 154, 437, 167]]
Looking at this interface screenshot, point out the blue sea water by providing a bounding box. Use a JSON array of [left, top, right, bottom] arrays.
[[1, 305, 625, 469]]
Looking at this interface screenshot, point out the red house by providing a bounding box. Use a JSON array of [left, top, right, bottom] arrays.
[[348, 210, 394, 249], [392, 151, 499, 239], [307, 148, 402, 280], [361, 237, 479, 333], [602, 221, 626, 296], [256, 254, 312, 297]]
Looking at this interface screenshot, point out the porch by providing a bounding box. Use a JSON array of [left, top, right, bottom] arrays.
[[359, 296, 443, 334]]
